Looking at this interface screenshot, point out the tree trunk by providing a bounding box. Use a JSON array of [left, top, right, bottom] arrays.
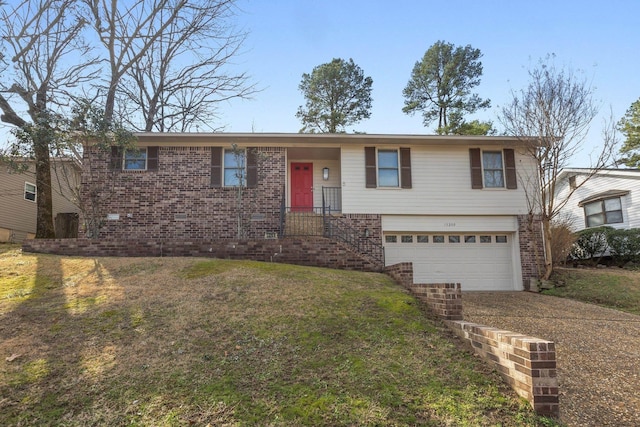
[[542, 217, 553, 280], [34, 138, 56, 238]]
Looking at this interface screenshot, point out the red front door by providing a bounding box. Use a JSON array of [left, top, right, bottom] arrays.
[[291, 163, 313, 212]]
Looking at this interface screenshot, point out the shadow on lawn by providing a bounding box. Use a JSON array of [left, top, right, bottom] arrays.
[[0, 253, 130, 424]]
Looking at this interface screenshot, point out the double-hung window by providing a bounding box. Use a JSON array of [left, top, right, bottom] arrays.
[[124, 148, 148, 170], [211, 147, 257, 188], [364, 147, 412, 189], [584, 197, 623, 227], [224, 149, 246, 187], [482, 151, 504, 188], [24, 182, 36, 202], [111, 146, 158, 171], [378, 150, 399, 187], [469, 148, 517, 189]]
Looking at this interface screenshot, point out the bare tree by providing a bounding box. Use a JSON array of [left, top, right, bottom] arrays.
[[500, 57, 618, 279], [1, 0, 253, 238], [118, 1, 254, 132], [0, 0, 98, 238], [87, 0, 254, 130]]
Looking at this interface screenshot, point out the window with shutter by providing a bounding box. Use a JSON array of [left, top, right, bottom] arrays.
[[365, 147, 377, 188], [211, 147, 222, 187], [110, 146, 123, 170], [147, 147, 159, 171], [246, 149, 258, 188], [364, 147, 412, 189], [224, 148, 246, 187], [400, 147, 412, 189], [469, 148, 483, 189], [470, 148, 517, 189]]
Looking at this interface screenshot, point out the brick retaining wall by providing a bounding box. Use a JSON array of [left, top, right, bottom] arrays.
[[22, 237, 383, 272], [409, 283, 463, 321], [385, 262, 558, 418], [447, 321, 559, 417]]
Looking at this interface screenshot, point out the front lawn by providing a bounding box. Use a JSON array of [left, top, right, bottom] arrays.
[[0, 244, 557, 426], [547, 267, 640, 315]]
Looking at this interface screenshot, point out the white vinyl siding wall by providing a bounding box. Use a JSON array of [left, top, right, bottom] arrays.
[[340, 145, 535, 215], [555, 172, 640, 231]]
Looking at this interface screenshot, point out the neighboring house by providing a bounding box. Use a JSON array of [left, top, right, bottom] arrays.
[[80, 133, 543, 291], [554, 168, 640, 232], [0, 158, 80, 242]]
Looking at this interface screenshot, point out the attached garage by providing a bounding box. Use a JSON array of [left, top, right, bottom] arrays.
[[382, 216, 523, 291]]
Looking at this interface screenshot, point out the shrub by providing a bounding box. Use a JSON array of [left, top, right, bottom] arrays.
[[570, 226, 612, 265], [606, 228, 640, 267], [549, 219, 576, 266]]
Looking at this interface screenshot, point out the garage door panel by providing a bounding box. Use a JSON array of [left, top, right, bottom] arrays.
[[384, 233, 515, 291]]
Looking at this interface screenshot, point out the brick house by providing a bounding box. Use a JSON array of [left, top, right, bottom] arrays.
[[74, 133, 543, 291]]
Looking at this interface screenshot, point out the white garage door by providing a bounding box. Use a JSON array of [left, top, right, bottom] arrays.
[[384, 233, 516, 291]]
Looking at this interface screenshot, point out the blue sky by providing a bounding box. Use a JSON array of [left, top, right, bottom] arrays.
[[220, 0, 640, 166]]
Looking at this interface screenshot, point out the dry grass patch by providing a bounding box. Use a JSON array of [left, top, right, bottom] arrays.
[[548, 267, 640, 315], [0, 244, 558, 426]]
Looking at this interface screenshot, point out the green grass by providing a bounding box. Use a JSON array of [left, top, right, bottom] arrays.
[[546, 267, 640, 315], [0, 245, 558, 426]]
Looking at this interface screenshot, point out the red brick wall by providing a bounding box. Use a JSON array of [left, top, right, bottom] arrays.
[[517, 214, 544, 289], [22, 237, 383, 272], [336, 214, 382, 241], [79, 146, 286, 240], [384, 262, 413, 288], [447, 321, 559, 417]]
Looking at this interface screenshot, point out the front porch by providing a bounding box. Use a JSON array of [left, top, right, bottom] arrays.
[[287, 147, 342, 212]]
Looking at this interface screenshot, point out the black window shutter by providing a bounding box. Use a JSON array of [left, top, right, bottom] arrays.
[[147, 146, 159, 171], [504, 148, 517, 189], [211, 147, 222, 187], [469, 148, 483, 189], [246, 148, 257, 188], [365, 147, 377, 188], [400, 148, 412, 189], [110, 146, 123, 170]]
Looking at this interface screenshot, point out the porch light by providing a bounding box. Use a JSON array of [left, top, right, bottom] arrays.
[[364, 228, 370, 238], [322, 167, 329, 180]]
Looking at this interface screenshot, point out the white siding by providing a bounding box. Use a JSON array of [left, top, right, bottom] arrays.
[[382, 215, 518, 232], [340, 144, 536, 215], [0, 161, 80, 241], [555, 172, 640, 231]]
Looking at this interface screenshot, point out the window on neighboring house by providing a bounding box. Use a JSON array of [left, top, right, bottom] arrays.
[[469, 148, 517, 189], [584, 197, 623, 227], [224, 148, 246, 187], [569, 175, 577, 190], [124, 148, 148, 170], [24, 182, 36, 202], [365, 147, 412, 189]]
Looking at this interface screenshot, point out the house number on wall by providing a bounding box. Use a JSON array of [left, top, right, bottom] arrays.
[[444, 222, 456, 227]]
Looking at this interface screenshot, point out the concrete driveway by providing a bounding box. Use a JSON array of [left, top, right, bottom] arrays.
[[462, 292, 640, 427]]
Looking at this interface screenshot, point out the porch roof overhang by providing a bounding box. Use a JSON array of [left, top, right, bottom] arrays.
[[133, 132, 540, 148]]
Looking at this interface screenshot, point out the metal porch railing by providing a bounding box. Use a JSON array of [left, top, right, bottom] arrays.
[[279, 186, 384, 266]]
